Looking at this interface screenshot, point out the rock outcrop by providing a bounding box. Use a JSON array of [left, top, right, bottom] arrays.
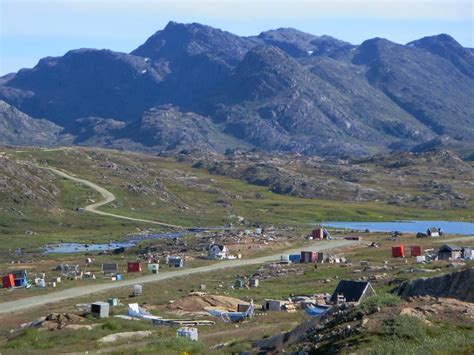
[[397, 268, 474, 302]]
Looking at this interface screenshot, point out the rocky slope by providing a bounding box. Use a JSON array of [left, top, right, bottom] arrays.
[[188, 149, 473, 210], [0, 22, 473, 157], [397, 269, 474, 302], [0, 100, 67, 146]]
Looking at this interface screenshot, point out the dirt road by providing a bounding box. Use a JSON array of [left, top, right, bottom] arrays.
[[0, 240, 356, 315], [27, 164, 187, 229]]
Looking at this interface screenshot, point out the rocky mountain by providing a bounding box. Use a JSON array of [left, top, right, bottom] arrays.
[[0, 22, 473, 157], [0, 100, 67, 146]]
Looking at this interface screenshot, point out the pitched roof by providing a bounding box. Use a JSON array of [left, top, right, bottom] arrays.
[[330, 280, 372, 303], [427, 227, 439, 233], [438, 244, 462, 252], [209, 244, 226, 251]]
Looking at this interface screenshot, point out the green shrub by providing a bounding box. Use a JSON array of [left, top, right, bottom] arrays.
[[101, 319, 121, 331], [382, 315, 427, 342], [142, 336, 204, 354], [371, 327, 474, 355], [360, 293, 401, 313], [6, 328, 53, 349]]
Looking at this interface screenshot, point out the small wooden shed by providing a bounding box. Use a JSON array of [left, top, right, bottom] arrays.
[[410, 245, 422, 257], [91, 301, 110, 318], [301, 251, 317, 263], [392, 245, 405, 258], [2, 274, 14, 288], [127, 262, 142, 273], [438, 244, 462, 260], [311, 228, 324, 240], [263, 299, 286, 311]]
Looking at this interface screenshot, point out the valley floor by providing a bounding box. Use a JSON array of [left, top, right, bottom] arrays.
[[0, 147, 472, 353]]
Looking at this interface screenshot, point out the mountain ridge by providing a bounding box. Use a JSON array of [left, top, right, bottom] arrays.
[[1, 21, 473, 158]]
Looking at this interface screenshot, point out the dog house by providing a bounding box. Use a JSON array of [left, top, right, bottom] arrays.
[[91, 301, 110, 318]]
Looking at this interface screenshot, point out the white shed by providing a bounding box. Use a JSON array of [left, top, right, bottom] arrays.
[[176, 327, 198, 341]]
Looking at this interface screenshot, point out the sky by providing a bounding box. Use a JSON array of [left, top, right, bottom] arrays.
[[1, 0, 473, 75]]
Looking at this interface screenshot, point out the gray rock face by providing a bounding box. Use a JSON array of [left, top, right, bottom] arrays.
[[0, 22, 473, 157], [397, 269, 474, 302], [0, 100, 65, 146]]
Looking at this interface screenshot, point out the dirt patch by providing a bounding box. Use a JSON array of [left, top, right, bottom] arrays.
[[97, 331, 152, 344], [155, 292, 248, 316], [402, 296, 474, 323]]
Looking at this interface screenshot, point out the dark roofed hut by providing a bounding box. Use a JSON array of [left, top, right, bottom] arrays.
[[438, 244, 462, 260], [330, 280, 376, 304]]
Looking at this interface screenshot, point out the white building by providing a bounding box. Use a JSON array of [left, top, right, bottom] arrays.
[[208, 244, 229, 260], [176, 327, 198, 341]]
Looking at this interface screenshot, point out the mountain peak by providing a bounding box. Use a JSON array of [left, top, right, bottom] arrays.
[[228, 45, 302, 101], [408, 33, 460, 47], [407, 33, 474, 77], [352, 37, 398, 64], [132, 21, 255, 64]]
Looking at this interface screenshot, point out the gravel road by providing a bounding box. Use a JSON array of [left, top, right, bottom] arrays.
[[0, 240, 356, 315]]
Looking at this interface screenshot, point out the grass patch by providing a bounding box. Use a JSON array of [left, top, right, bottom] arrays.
[[360, 293, 401, 313], [137, 336, 205, 354], [369, 316, 474, 355]]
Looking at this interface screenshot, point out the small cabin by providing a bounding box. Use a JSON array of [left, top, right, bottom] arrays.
[[147, 263, 159, 273], [289, 254, 301, 263], [168, 256, 184, 268], [91, 301, 110, 318], [11, 270, 28, 287], [410, 245, 422, 257], [102, 263, 118, 275], [176, 327, 198, 341], [330, 280, 376, 304], [127, 262, 142, 273], [2, 274, 14, 288], [392, 245, 405, 258], [311, 228, 324, 240], [208, 244, 229, 260], [427, 227, 440, 237], [301, 251, 317, 263], [249, 278, 259, 288], [438, 244, 462, 260], [263, 299, 286, 311]]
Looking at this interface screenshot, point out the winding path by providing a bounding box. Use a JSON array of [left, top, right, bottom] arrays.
[[30, 164, 187, 229], [0, 240, 357, 315]]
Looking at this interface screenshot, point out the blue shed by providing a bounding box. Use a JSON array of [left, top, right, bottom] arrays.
[[289, 254, 301, 263], [12, 270, 28, 287]]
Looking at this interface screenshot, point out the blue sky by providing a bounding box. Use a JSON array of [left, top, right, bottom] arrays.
[[1, 0, 473, 75]]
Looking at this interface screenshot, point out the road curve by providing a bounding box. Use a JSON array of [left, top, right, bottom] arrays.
[[0, 240, 357, 315], [32, 165, 187, 230]]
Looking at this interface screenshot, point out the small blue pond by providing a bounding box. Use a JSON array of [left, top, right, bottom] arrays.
[[43, 232, 185, 254], [319, 220, 473, 235]]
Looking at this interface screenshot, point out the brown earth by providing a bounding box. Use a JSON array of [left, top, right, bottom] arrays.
[[154, 292, 249, 316]]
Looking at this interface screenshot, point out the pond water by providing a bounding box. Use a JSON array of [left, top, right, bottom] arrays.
[[43, 232, 186, 254], [320, 220, 474, 235]]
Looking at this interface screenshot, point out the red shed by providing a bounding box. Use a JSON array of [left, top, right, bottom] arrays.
[[2, 274, 14, 288], [410, 245, 422, 257], [301, 251, 317, 263], [127, 262, 142, 273], [392, 245, 405, 258], [311, 229, 324, 240]]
